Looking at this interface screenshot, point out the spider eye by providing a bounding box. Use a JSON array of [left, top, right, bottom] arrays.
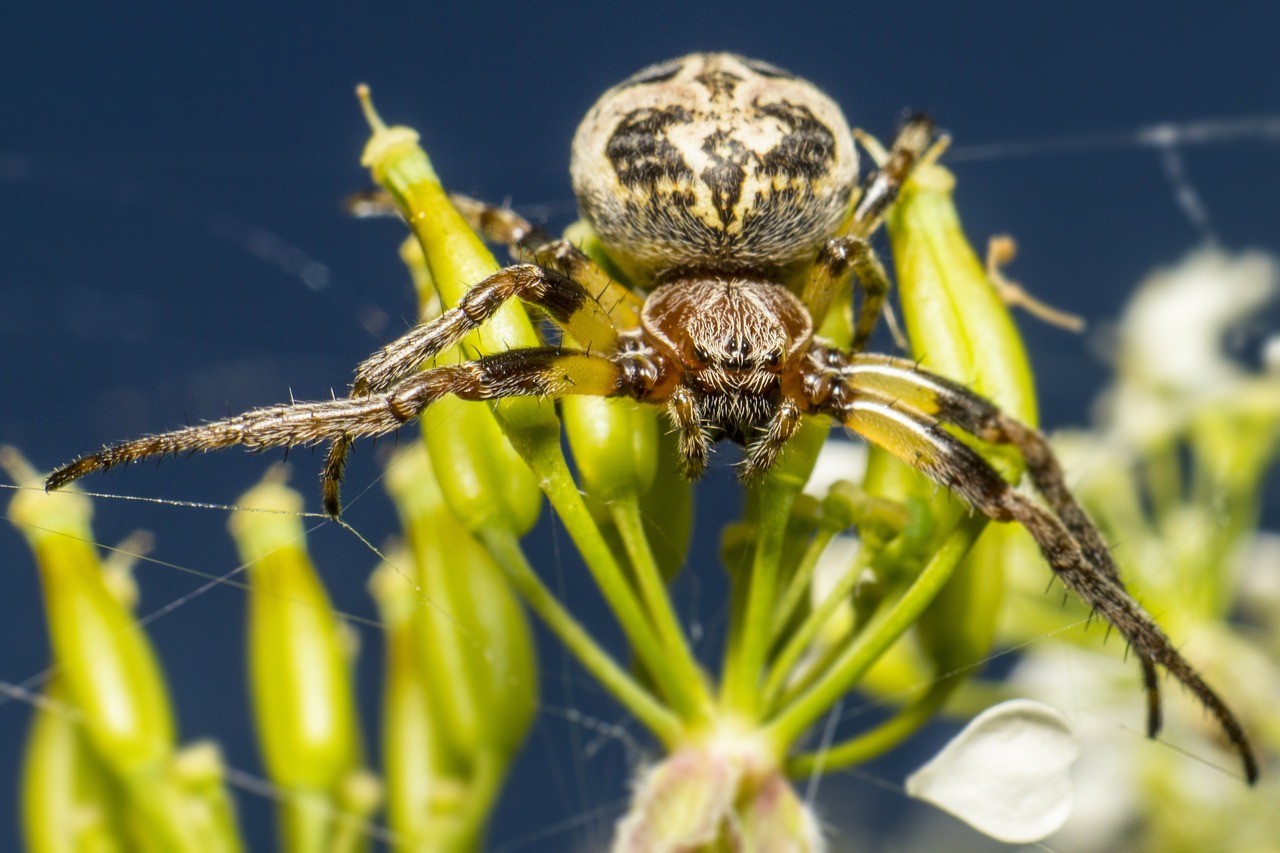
[[765, 348, 784, 370], [684, 342, 712, 368]]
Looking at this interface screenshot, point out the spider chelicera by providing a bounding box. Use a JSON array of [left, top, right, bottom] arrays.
[[47, 52, 1257, 782]]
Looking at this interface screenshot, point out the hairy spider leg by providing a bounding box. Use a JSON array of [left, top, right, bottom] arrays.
[[345, 190, 644, 334], [667, 386, 710, 479], [822, 115, 936, 351], [840, 354, 1164, 732], [450, 193, 646, 329], [322, 262, 627, 515], [46, 349, 639, 493], [801, 235, 894, 353], [353, 264, 621, 394], [849, 114, 936, 236], [829, 355, 1259, 785], [741, 397, 803, 476]]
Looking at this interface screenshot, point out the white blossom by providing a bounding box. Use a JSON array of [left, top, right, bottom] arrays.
[[905, 699, 1079, 844], [1100, 248, 1279, 445]]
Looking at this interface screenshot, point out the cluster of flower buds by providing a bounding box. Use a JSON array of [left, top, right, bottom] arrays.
[[4, 447, 243, 852]]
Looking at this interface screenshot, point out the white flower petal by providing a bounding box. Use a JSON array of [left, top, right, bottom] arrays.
[[905, 699, 1079, 843], [803, 438, 868, 498], [1118, 249, 1278, 395]]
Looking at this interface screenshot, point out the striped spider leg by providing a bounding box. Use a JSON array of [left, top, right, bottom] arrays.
[[320, 195, 648, 516], [43, 347, 654, 494], [813, 348, 1259, 784], [319, 254, 641, 516]]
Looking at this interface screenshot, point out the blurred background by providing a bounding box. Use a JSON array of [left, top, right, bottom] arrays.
[[2, 2, 1278, 849]]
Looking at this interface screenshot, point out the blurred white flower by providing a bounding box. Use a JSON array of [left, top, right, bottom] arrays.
[[1238, 531, 1280, 623], [1100, 248, 1279, 446], [1117, 248, 1276, 393]]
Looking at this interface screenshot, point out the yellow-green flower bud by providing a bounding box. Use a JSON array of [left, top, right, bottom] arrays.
[[369, 549, 450, 846], [329, 770, 383, 853], [357, 85, 554, 434], [171, 742, 245, 853], [21, 678, 131, 853], [4, 448, 176, 774], [865, 157, 1037, 522], [227, 468, 360, 796], [383, 444, 537, 763], [388, 140, 543, 538], [639, 428, 695, 581], [886, 161, 1038, 425], [562, 396, 659, 502], [5, 448, 219, 851]]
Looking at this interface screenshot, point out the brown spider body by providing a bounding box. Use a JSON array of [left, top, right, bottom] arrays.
[[46, 53, 1259, 784], [635, 277, 811, 463]]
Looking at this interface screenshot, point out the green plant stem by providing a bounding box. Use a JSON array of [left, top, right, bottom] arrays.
[[785, 674, 962, 777], [763, 517, 983, 750], [722, 473, 802, 717], [398, 751, 503, 853], [505, 428, 704, 723], [610, 495, 713, 722], [762, 542, 873, 711], [476, 528, 680, 745], [279, 789, 329, 853], [769, 526, 839, 645]]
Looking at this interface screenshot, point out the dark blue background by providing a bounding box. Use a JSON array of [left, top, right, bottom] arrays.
[[3, 2, 1278, 850]]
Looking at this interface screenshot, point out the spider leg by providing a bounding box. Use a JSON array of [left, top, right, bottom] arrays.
[[801, 236, 894, 353], [446, 193, 556, 255], [829, 360, 1258, 784], [321, 263, 626, 515], [842, 354, 1166, 729], [848, 114, 935, 238], [802, 117, 934, 352], [347, 190, 637, 324], [883, 356, 1168, 732], [353, 264, 621, 395], [320, 434, 355, 517], [740, 398, 802, 479], [47, 348, 639, 494], [450, 193, 645, 328], [667, 387, 710, 479], [841, 355, 1123, 574]]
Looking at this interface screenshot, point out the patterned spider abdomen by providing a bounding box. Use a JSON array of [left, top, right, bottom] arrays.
[[571, 53, 858, 285]]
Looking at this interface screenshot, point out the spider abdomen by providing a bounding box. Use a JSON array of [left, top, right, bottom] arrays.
[[571, 53, 858, 284]]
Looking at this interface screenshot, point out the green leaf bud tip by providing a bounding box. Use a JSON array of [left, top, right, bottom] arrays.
[[356, 83, 435, 181], [2, 445, 94, 545]]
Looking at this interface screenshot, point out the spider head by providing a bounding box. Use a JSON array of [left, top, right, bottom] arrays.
[[570, 52, 858, 285], [643, 278, 812, 395]]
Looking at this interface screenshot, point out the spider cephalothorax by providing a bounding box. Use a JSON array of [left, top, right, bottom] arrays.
[[46, 52, 1259, 783], [637, 276, 811, 472]]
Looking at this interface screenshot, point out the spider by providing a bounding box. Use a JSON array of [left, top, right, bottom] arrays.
[[47, 52, 1257, 783]]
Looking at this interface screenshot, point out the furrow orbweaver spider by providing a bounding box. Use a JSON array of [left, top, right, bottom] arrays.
[[47, 52, 1257, 783]]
